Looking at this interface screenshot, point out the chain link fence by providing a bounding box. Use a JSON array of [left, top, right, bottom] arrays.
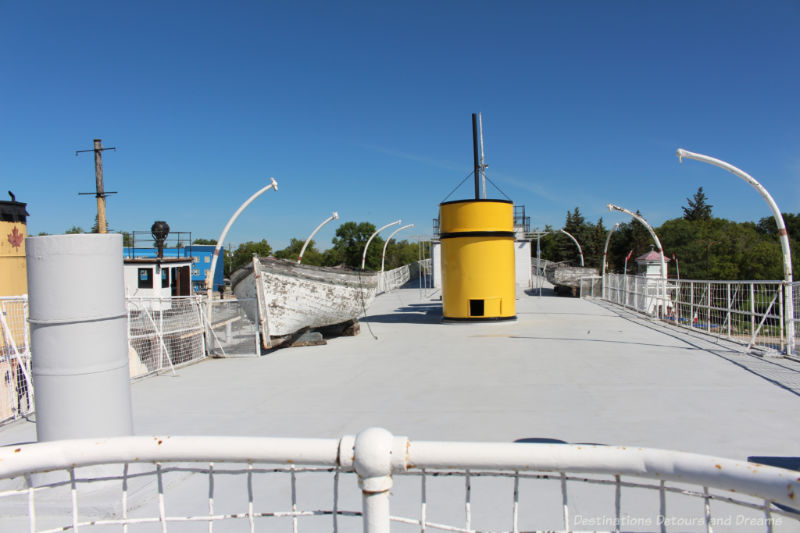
[[794, 281, 799, 354], [604, 274, 792, 355], [205, 298, 260, 357], [578, 276, 602, 298], [0, 297, 32, 423], [126, 297, 207, 378]]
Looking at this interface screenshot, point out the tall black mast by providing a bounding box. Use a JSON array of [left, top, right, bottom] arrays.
[[472, 114, 480, 200]]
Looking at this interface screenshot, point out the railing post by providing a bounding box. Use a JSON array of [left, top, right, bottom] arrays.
[[779, 285, 785, 353], [706, 282, 712, 334], [750, 284, 756, 340], [353, 428, 407, 533], [727, 283, 732, 339], [158, 307, 165, 371], [690, 281, 695, 328]]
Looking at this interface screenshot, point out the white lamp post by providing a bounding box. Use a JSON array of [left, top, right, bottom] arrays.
[[206, 178, 278, 300], [559, 229, 585, 267], [677, 148, 794, 355], [205, 178, 278, 338], [298, 212, 338, 264], [381, 224, 414, 273], [362, 220, 401, 270], [607, 204, 668, 313]]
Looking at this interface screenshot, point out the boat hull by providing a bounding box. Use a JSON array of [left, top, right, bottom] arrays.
[[544, 263, 598, 287], [231, 258, 379, 339]]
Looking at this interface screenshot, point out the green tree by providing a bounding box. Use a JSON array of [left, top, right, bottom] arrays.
[[121, 231, 133, 247], [65, 226, 84, 234], [193, 238, 218, 245], [381, 239, 419, 271], [275, 238, 324, 266], [542, 208, 608, 269], [229, 240, 272, 273], [682, 187, 713, 221], [328, 221, 381, 269], [756, 213, 799, 277]]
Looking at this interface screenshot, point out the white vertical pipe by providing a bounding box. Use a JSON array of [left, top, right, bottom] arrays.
[[362, 220, 401, 270], [26, 234, 133, 441], [298, 212, 338, 264], [677, 149, 795, 355], [354, 428, 396, 533], [478, 112, 487, 199], [602, 223, 621, 299]]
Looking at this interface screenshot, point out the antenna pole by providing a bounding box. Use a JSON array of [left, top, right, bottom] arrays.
[[478, 112, 486, 199], [472, 114, 480, 200], [76, 139, 117, 234], [93, 140, 107, 233]]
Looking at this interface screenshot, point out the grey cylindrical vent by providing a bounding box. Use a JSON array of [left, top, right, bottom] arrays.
[[27, 234, 133, 441]]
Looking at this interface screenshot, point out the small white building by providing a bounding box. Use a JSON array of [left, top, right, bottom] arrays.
[[635, 246, 673, 317], [123, 258, 192, 311]]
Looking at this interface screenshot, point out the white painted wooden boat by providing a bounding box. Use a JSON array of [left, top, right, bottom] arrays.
[[545, 262, 598, 295], [230, 257, 379, 347]]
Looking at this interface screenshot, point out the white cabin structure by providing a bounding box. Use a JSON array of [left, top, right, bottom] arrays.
[[636, 246, 672, 317], [123, 258, 192, 310]]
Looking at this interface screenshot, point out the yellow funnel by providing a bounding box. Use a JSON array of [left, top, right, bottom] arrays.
[[439, 200, 516, 321]]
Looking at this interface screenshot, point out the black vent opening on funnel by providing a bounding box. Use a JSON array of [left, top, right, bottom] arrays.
[[469, 299, 484, 317]]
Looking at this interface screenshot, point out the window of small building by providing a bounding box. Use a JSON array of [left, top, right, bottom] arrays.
[[138, 268, 153, 289], [162, 268, 170, 288]]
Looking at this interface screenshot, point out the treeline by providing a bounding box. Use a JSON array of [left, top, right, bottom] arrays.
[[208, 221, 419, 276], [539, 189, 799, 281]]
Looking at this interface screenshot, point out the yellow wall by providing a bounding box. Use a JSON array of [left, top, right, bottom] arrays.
[[0, 220, 27, 297], [440, 200, 516, 320]]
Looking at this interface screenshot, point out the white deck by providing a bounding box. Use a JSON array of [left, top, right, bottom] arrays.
[[3, 285, 800, 463]]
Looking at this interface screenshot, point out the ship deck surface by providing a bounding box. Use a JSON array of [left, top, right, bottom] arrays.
[[3, 285, 800, 462]]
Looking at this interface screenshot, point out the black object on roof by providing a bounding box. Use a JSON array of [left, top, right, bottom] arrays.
[[0, 200, 28, 223]]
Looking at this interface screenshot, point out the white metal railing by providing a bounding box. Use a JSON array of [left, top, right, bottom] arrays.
[[378, 264, 411, 294], [603, 274, 794, 355], [0, 296, 32, 424], [0, 427, 798, 532], [127, 296, 207, 378], [579, 276, 602, 299], [204, 297, 260, 357], [1, 295, 258, 425], [794, 281, 799, 353], [378, 260, 432, 295]]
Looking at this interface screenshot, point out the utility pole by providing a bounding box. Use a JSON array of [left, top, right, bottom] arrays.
[[76, 139, 117, 233]]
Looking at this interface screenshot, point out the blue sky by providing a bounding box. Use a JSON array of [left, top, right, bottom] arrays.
[[2, 1, 798, 251]]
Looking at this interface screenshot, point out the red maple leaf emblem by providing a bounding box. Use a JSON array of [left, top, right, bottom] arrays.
[[7, 226, 23, 249]]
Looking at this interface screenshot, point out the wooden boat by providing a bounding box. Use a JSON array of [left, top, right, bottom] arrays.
[[545, 262, 599, 296], [231, 257, 379, 348]]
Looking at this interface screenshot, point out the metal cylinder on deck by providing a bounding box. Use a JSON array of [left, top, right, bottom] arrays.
[[439, 200, 516, 321], [27, 234, 133, 441]]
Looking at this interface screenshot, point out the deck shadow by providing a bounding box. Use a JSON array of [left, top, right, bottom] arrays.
[[524, 288, 557, 297], [362, 304, 443, 325]]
